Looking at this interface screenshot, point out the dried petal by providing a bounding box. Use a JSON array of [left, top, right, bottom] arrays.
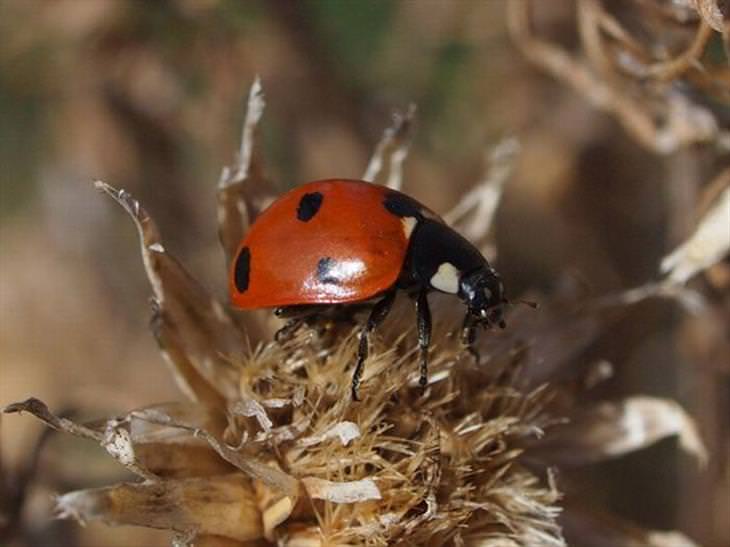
[[217, 77, 278, 263], [531, 396, 708, 466], [299, 421, 360, 447], [96, 181, 242, 405], [444, 137, 520, 245], [660, 180, 730, 285], [362, 105, 416, 190], [301, 477, 381, 504], [231, 398, 273, 432], [55, 474, 262, 541]]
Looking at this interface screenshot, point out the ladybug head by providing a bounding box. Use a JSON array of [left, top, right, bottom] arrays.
[[458, 267, 507, 329]]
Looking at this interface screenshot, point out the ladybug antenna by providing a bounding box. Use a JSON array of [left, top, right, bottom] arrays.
[[503, 297, 539, 310]]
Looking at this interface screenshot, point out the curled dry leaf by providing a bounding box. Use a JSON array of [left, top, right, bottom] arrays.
[[96, 180, 242, 405], [55, 474, 262, 542], [301, 477, 381, 504], [3, 398, 157, 481], [230, 398, 273, 433], [362, 104, 416, 190], [530, 396, 708, 466]]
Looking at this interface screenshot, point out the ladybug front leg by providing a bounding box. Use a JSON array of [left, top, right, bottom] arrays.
[[415, 290, 432, 390], [351, 290, 396, 401], [460, 313, 479, 363]]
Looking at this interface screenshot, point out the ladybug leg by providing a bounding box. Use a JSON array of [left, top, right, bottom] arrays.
[[460, 314, 479, 363], [274, 305, 325, 342], [415, 290, 432, 391], [351, 290, 396, 401], [274, 317, 305, 343]]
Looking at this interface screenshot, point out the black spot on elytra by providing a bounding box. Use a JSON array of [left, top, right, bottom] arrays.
[[383, 192, 423, 219], [234, 247, 251, 292], [317, 257, 340, 285], [297, 192, 324, 221]]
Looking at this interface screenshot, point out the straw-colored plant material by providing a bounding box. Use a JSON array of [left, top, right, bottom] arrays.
[[363, 104, 416, 190], [444, 137, 520, 253], [3, 80, 706, 546], [592, 167, 729, 312], [660, 173, 730, 286], [690, 0, 730, 32], [508, 0, 729, 154]]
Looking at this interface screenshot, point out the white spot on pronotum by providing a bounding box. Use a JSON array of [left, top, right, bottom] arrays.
[[430, 262, 460, 294], [402, 216, 418, 238]]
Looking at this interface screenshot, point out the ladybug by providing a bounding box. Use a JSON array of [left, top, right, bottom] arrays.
[[229, 179, 506, 400]]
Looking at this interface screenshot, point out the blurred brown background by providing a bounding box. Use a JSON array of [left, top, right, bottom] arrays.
[[1, 1, 728, 546]]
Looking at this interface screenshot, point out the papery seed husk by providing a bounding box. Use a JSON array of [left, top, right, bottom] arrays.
[[56, 474, 262, 541]]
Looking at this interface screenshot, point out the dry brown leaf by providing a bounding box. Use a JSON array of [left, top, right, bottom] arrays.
[[3, 398, 156, 481], [55, 474, 262, 542], [531, 396, 708, 466], [96, 180, 243, 404]]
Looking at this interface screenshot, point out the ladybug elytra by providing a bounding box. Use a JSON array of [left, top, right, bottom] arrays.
[[229, 179, 506, 400]]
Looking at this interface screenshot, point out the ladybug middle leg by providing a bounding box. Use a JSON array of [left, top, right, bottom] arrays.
[[351, 289, 396, 401], [460, 313, 480, 363], [415, 290, 432, 390], [274, 306, 323, 342]]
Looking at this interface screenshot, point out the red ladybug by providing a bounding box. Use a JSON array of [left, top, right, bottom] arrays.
[[229, 179, 506, 399]]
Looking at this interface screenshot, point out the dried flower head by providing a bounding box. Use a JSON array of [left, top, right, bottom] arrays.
[[3, 80, 709, 547]]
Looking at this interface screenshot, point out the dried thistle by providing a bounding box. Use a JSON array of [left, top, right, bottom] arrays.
[[2, 81, 709, 547]]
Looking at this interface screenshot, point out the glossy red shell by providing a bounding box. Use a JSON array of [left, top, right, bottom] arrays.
[[229, 179, 417, 308]]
